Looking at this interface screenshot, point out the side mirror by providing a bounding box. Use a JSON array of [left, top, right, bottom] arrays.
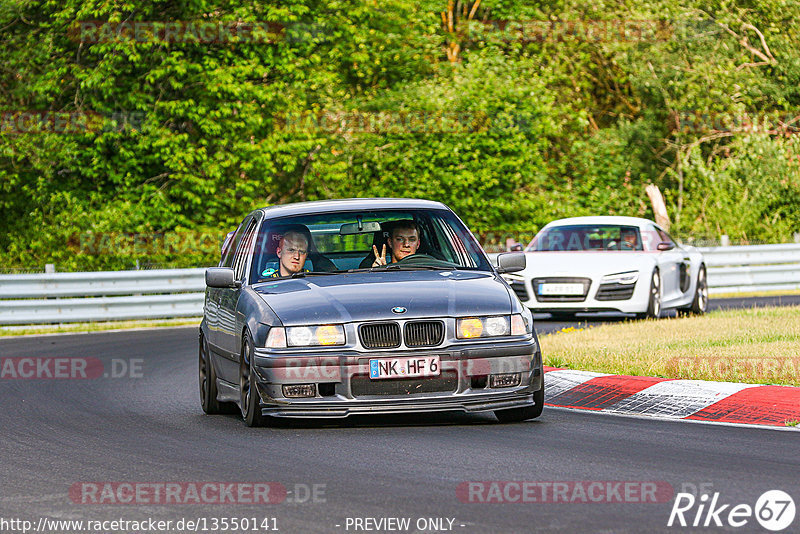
[[496, 252, 526, 274], [657, 242, 675, 251], [206, 267, 241, 288]]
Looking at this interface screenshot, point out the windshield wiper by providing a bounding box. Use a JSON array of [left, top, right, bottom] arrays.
[[384, 264, 453, 271], [289, 271, 340, 278], [339, 265, 461, 273]]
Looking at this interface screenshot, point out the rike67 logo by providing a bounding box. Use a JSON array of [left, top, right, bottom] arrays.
[[668, 490, 796, 531]]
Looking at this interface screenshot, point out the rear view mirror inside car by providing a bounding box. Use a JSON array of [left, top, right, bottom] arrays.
[[339, 221, 382, 235]]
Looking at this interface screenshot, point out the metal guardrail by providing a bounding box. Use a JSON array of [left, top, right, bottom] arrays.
[[1, 243, 799, 325], [0, 268, 205, 299], [0, 269, 206, 325], [698, 243, 800, 294]]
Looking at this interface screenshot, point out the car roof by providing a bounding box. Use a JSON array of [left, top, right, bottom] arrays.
[[257, 198, 449, 218], [542, 216, 656, 229]]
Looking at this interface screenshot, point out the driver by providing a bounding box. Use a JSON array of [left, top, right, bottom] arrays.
[[372, 220, 421, 266], [620, 228, 638, 250], [266, 230, 310, 277]]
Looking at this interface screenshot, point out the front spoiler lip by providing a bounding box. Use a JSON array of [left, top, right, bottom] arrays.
[[532, 306, 629, 313], [260, 392, 537, 418]]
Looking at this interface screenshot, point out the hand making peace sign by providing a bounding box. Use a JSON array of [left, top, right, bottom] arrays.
[[372, 244, 387, 267]]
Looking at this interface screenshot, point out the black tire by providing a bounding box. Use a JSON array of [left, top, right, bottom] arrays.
[[689, 265, 708, 314], [637, 269, 661, 319], [239, 332, 270, 427], [494, 370, 545, 423], [199, 334, 222, 414]]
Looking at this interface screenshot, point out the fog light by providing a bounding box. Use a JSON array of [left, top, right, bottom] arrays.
[[282, 384, 316, 398], [490, 373, 521, 388]]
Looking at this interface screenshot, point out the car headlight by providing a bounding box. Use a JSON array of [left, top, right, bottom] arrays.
[[457, 315, 523, 339], [265, 325, 345, 348], [601, 271, 639, 284]]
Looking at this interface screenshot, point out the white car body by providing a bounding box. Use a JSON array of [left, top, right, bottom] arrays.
[[502, 216, 707, 317]]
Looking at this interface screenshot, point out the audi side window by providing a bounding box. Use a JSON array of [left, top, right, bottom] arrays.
[[643, 225, 661, 251], [655, 226, 676, 247]]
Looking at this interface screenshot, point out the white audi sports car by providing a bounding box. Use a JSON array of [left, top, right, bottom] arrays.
[[502, 216, 708, 319]]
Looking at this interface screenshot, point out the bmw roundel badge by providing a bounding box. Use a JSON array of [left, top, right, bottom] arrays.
[[391, 306, 407, 314]]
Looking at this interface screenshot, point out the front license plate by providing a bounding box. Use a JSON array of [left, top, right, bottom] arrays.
[[539, 283, 584, 296], [369, 356, 441, 380]]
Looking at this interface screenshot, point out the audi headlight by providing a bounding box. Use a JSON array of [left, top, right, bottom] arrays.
[[601, 271, 639, 284], [457, 316, 514, 339], [265, 325, 345, 348]]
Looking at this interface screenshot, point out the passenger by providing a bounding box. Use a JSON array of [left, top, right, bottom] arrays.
[[267, 230, 310, 277], [372, 220, 421, 266]]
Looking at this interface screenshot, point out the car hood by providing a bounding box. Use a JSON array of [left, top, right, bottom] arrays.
[[252, 270, 511, 326], [519, 251, 656, 277]]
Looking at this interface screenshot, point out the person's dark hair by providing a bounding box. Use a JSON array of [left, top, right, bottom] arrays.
[[387, 219, 419, 238]]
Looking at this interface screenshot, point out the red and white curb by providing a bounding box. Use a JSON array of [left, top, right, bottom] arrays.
[[544, 367, 800, 427]]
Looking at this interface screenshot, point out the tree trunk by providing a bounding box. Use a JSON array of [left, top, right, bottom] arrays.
[[646, 184, 671, 231]]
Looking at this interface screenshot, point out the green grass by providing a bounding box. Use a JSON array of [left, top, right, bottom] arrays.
[[539, 306, 800, 386], [0, 318, 200, 336], [712, 288, 800, 299]]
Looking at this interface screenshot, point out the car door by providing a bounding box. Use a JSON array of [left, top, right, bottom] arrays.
[[206, 221, 246, 353], [216, 215, 259, 382], [653, 225, 689, 304]]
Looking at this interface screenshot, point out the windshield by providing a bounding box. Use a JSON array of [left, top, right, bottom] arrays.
[[248, 208, 492, 282], [527, 224, 644, 252]]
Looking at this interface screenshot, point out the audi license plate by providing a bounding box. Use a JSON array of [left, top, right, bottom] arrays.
[[539, 283, 584, 296], [369, 356, 441, 380]]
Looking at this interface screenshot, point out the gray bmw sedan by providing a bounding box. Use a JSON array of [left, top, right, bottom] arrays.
[[199, 198, 543, 426]]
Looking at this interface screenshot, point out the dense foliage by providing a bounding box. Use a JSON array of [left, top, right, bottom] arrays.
[[2, 0, 799, 269]]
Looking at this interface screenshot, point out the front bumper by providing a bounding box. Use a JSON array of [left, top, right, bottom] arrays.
[[250, 339, 541, 418], [505, 273, 648, 314]]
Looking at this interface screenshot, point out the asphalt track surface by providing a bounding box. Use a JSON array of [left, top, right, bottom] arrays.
[[534, 294, 800, 334], [1, 297, 799, 534]]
